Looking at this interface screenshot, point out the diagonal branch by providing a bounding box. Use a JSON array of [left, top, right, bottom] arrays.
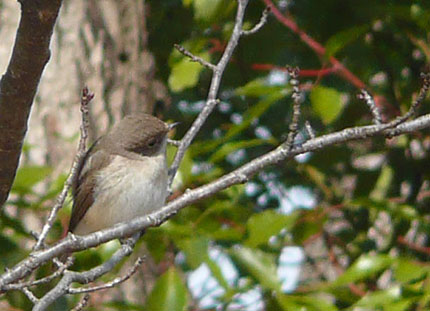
[[385, 72, 430, 128], [71, 294, 90, 311], [2, 99, 430, 291], [174, 44, 217, 71], [0, 0, 63, 208], [168, 0, 260, 185], [22, 287, 38, 304]]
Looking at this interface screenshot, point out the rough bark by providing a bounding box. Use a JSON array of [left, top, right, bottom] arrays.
[[0, 0, 63, 207]]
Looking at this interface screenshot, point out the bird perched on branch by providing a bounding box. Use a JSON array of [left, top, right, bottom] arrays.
[[68, 113, 177, 235]]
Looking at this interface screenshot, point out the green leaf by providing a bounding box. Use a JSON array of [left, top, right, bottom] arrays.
[[277, 294, 339, 311], [143, 229, 168, 263], [11, 166, 52, 195], [370, 165, 394, 201], [175, 236, 209, 269], [310, 86, 344, 125], [394, 259, 428, 283], [353, 286, 405, 309], [0, 234, 18, 255], [161, 222, 194, 239], [38, 173, 68, 203], [331, 254, 393, 287], [176, 150, 193, 187], [292, 214, 325, 244], [73, 249, 103, 270], [382, 300, 415, 311], [168, 51, 210, 92], [0, 233, 28, 271], [230, 246, 281, 291], [210, 227, 244, 241], [176, 237, 232, 291], [236, 78, 287, 97], [245, 210, 299, 248], [325, 25, 370, 58], [351, 198, 419, 221], [205, 256, 231, 291], [193, 0, 224, 22], [145, 267, 188, 311], [0, 212, 30, 236]]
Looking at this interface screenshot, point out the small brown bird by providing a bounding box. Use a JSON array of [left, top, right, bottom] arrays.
[[68, 113, 176, 235]]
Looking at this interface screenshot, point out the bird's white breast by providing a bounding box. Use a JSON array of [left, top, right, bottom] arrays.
[[73, 153, 168, 235]]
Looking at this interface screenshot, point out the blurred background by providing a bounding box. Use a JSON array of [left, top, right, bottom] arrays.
[[1, 0, 430, 310]]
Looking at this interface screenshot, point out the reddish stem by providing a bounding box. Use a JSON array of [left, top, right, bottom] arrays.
[[261, 0, 367, 89], [397, 236, 430, 255]]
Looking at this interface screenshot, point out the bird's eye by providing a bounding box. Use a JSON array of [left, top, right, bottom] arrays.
[[148, 138, 157, 147]]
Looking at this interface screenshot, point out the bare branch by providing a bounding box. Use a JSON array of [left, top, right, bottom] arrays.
[[33, 234, 140, 311], [305, 121, 316, 139], [168, 0, 252, 185], [357, 89, 383, 125], [284, 67, 302, 150], [68, 257, 143, 294], [71, 294, 90, 311], [23, 287, 39, 304], [33, 87, 93, 251], [174, 44, 217, 71], [242, 6, 270, 35], [3, 108, 430, 294], [78, 87, 93, 150], [386, 72, 430, 129], [2, 257, 73, 292]]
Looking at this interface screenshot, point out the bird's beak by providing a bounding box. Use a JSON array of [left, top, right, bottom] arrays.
[[167, 122, 180, 131]]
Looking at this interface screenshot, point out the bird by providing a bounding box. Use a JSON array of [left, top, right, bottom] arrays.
[[68, 113, 176, 235]]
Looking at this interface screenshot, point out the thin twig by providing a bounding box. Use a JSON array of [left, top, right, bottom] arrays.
[[68, 257, 143, 294], [23, 287, 38, 304], [305, 121, 315, 139], [2, 257, 73, 291], [33, 233, 140, 311], [386, 72, 430, 129], [284, 66, 302, 150], [174, 44, 217, 71], [33, 87, 93, 251], [71, 294, 90, 311], [357, 89, 383, 125], [169, 0, 256, 185], [242, 6, 270, 36]]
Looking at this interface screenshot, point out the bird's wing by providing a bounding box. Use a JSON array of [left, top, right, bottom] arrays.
[[68, 141, 112, 233]]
